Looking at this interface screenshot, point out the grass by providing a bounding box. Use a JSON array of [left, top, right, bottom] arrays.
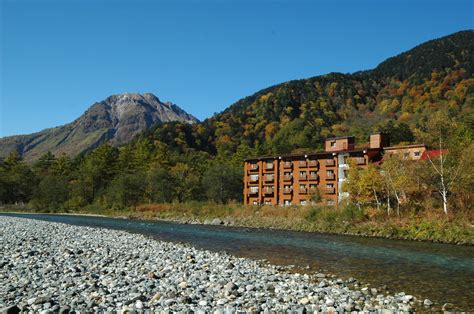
[[2, 202, 473, 245]]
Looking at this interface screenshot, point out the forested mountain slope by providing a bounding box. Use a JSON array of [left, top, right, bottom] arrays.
[[139, 30, 472, 157]]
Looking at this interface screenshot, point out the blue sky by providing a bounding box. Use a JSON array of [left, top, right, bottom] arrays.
[[0, 0, 472, 137]]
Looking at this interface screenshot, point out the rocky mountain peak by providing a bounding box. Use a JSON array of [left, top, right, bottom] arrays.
[[0, 92, 198, 160]]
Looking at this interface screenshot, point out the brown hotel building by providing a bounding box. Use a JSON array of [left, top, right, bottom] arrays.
[[243, 133, 425, 206]]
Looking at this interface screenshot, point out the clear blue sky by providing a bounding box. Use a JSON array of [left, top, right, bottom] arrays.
[[0, 0, 472, 137]]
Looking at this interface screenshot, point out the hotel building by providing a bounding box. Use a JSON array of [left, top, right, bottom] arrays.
[[243, 133, 426, 206]]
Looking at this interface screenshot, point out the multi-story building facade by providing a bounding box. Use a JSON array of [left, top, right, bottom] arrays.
[[243, 133, 424, 206]]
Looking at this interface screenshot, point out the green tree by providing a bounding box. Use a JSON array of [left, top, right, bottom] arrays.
[[202, 163, 242, 203], [31, 175, 69, 211], [103, 172, 147, 209], [0, 151, 36, 204], [380, 156, 413, 216], [415, 112, 473, 214], [79, 143, 118, 201], [33, 151, 56, 176], [170, 163, 200, 202]]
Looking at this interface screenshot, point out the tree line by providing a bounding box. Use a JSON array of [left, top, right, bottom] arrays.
[[0, 138, 249, 212], [1, 111, 471, 217]]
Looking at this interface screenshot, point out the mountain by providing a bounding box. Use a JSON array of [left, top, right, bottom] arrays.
[[135, 30, 473, 156], [2, 31, 472, 163], [0, 93, 198, 160]]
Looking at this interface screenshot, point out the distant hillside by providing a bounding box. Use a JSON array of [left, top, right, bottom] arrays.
[[137, 30, 473, 156], [0, 93, 198, 160]]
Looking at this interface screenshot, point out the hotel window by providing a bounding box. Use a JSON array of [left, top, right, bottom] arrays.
[[250, 174, 259, 181], [250, 186, 259, 193], [300, 200, 307, 206], [327, 170, 334, 176], [284, 200, 292, 206], [253, 201, 258, 205], [326, 183, 333, 188], [264, 200, 271, 205], [310, 184, 317, 189], [330, 141, 336, 147], [414, 151, 421, 157], [284, 185, 292, 190], [327, 200, 335, 206]]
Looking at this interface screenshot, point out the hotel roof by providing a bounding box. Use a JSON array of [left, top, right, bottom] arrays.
[[243, 147, 379, 161]]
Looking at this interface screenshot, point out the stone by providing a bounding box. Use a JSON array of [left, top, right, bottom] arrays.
[[442, 303, 454, 311], [198, 300, 208, 306], [423, 299, 433, 307], [211, 218, 223, 225], [216, 299, 227, 306], [299, 297, 310, 305], [402, 295, 414, 302], [0, 305, 20, 314], [135, 300, 143, 309], [224, 282, 238, 291], [178, 281, 188, 289], [245, 284, 255, 291]]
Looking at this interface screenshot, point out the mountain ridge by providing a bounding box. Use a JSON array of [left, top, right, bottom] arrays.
[[135, 30, 472, 156], [0, 93, 198, 160]]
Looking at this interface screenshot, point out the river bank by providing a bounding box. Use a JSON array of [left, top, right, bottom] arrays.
[[3, 202, 472, 245], [2, 204, 474, 246], [0, 216, 430, 312]]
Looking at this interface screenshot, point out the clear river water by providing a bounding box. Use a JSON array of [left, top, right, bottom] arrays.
[[2, 213, 473, 310]]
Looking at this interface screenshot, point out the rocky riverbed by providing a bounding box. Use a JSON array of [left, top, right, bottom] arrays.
[[0, 216, 425, 313]]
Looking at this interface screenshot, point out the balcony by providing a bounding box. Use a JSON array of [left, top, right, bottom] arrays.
[[299, 187, 307, 194], [249, 164, 259, 171], [249, 175, 259, 183], [309, 173, 319, 181], [326, 173, 335, 180], [264, 187, 274, 195], [283, 161, 292, 168], [356, 157, 365, 165], [308, 160, 319, 167], [299, 160, 307, 168], [299, 173, 308, 181], [265, 163, 274, 171], [283, 174, 292, 181], [264, 174, 274, 182], [325, 159, 335, 166], [325, 187, 335, 194], [249, 188, 259, 195], [283, 188, 292, 194]]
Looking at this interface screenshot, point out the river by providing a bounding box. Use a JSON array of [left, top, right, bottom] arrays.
[[2, 213, 473, 310]]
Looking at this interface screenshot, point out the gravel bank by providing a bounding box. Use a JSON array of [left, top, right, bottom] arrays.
[[0, 216, 421, 313]]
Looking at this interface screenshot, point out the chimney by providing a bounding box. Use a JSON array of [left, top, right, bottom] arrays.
[[370, 133, 389, 149]]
